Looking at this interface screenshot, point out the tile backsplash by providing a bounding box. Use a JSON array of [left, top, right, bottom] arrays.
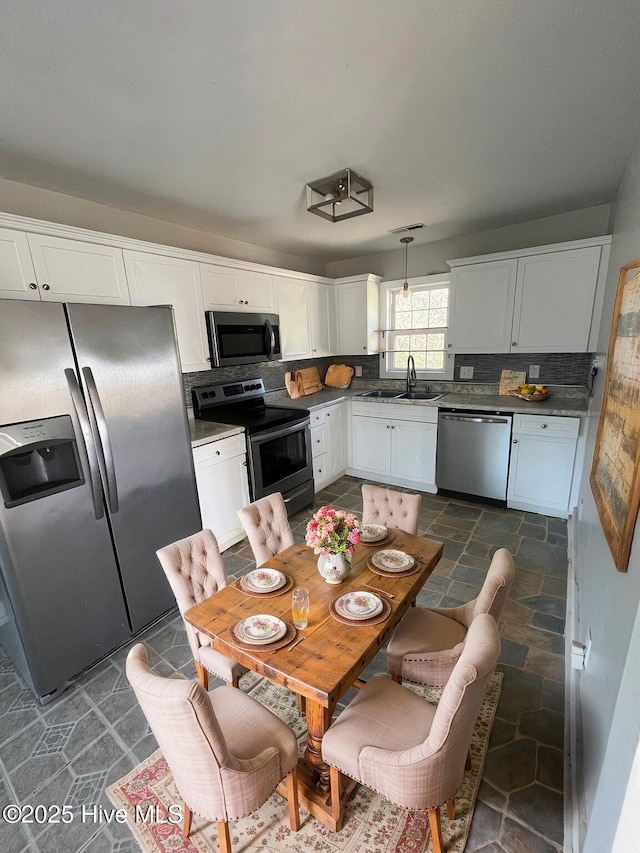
[[182, 352, 591, 408]]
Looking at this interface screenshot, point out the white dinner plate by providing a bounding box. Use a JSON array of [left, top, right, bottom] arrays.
[[235, 615, 287, 644], [360, 523, 388, 543], [335, 591, 383, 620], [371, 549, 415, 571], [243, 568, 286, 592]]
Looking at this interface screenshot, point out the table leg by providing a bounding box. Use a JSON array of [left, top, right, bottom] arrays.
[[303, 699, 332, 790]]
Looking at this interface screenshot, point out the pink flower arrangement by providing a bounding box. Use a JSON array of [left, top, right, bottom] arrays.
[[305, 506, 360, 557]]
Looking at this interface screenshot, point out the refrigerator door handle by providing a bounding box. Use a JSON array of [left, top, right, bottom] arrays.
[[82, 366, 119, 514], [64, 368, 105, 520]]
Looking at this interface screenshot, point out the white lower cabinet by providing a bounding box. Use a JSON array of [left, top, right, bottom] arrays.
[[192, 433, 250, 551], [506, 414, 580, 518], [309, 402, 346, 491], [348, 402, 438, 492]]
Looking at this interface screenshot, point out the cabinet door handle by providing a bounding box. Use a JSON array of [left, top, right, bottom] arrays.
[[42, 283, 51, 291], [215, 450, 221, 455], [513, 439, 518, 444], [512, 341, 517, 346], [541, 423, 547, 429], [29, 282, 38, 290]]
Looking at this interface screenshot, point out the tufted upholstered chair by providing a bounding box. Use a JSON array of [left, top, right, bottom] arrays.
[[387, 547, 514, 686], [361, 484, 422, 535], [156, 529, 247, 690], [322, 614, 500, 849], [126, 643, 300, 853], [237, 492, 294, 566]]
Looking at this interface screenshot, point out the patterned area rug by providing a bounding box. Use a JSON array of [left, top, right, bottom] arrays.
[[107, 671, 502, 853]]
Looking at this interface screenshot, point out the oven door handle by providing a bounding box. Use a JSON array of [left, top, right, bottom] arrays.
[[264, 318, 276, 358], [249, 418, 310, 446]]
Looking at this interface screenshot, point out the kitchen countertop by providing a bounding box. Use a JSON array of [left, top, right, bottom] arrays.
[[266, 387, 589, 418], [188, 413, 244, 448]]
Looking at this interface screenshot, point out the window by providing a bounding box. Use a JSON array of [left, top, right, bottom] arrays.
[[379, 274, 453, 380]]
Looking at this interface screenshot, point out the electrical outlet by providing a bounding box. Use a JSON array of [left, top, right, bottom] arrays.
[[354, 366, 363, 377], [460, 366, 474, 379], [529, 364, 540, 379]]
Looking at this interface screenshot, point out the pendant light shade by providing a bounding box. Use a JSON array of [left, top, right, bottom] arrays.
[[400, 236, 413, 299]]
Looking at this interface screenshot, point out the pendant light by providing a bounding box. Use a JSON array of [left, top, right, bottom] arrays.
[[400, 236, 413, 299]]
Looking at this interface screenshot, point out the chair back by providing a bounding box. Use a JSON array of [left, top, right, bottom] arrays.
[[157, 528, 227, 614], [419, 614, 499, 801], [157, 529, 229, 659], [126, 643, 230, 820], [471, 547, 515, 622], [237, 492, 294, 565], [362, 484, 421, 535]]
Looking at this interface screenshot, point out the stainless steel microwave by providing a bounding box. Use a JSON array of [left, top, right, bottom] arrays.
[[205, 311, 281, 367]]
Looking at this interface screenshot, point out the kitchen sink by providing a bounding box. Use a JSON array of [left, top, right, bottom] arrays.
[[356, 389, 406, 398], [399, 392, 444, 401]]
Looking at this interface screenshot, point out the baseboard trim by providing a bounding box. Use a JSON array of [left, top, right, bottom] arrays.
[[565, 512, 584, 853]]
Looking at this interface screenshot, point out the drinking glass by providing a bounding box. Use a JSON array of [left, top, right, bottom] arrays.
[[292, 587, 309, 629]]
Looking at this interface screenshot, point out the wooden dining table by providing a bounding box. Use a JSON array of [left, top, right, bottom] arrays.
[[184, 529, 443, 830]]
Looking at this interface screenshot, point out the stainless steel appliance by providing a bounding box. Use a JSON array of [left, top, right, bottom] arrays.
[[192, 379, 314, 516], [436, 408, 513, 502], [205, 311, 281, 367], [0, 300, 201, 702]]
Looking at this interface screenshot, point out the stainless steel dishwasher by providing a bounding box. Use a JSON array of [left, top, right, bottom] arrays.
[[436, 408, 513, 501]]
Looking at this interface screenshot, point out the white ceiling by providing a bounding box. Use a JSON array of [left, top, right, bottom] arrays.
[[1, 1, 640, 264]]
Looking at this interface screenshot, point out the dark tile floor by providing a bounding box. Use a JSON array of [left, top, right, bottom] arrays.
[[0, 475, 567, 852]]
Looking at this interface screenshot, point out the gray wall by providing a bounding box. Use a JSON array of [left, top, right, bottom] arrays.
[[0, 177, 327, 276], [325, 204, 612, 280], [575, 144, 640, 852]]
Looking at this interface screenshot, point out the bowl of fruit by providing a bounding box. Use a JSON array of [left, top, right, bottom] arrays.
[[509, 384, 549, 402]]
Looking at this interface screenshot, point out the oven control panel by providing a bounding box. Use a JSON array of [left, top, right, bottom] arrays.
[[192, 378, 266, 415]]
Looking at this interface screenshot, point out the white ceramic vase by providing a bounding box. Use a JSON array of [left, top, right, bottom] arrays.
[[317, 551, 351, 584]]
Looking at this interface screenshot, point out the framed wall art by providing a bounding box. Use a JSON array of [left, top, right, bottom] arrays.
[[590, 257, 640, 572]]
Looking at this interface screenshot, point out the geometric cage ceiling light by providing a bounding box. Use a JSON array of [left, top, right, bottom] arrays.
[[305, 168, 374, 222]]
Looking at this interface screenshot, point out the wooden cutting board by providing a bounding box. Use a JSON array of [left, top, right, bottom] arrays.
[[296, 366, 323, 396], [285, 371, 303, 399]]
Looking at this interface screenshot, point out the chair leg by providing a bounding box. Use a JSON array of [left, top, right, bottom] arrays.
[[447, 798, 456, 820], [194, 660, 208, 690], [286, 768, 300, 831], [428, 807, 444, 853], [217, 820, 232, 853], [182, 803, 192, 838], [465, 750, 472, 771], [329, 764, 344, 831], [390, 672, 402, 685], [296, 694, 306, 714]]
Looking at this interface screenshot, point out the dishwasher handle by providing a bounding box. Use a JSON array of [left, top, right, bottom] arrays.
[[439, 413, 511, 425]]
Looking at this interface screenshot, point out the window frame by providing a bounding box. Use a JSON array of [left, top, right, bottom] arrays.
[[378, 273, 454, 380]]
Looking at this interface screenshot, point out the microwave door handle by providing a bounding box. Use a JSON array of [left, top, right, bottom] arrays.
[[64, 368, 105, 520], [82, 366, 119, 514], [264, 318, 276, 357]]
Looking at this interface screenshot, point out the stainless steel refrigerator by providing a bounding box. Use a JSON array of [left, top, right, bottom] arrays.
[[0, 300, 201, 702]]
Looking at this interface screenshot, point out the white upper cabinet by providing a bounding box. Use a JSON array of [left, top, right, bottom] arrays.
[[0, 228, 130, 304], [511, 247, 602, 352], [273, 276, 335, 361], [123, 250, 209, 372], [308, 281, 334, 357], [449, 259, 517, 353], [0, 228, 39, 300], [448, 237, 611, 354], [335, 274, 381, 355], [273, 276, 312, 360], [200, 263, 274, 312]]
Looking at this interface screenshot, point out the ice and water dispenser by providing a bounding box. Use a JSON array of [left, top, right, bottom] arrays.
[[0, 416, 84, 508]]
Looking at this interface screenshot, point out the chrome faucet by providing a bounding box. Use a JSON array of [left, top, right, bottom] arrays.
[[406, 355, 417, 394]]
